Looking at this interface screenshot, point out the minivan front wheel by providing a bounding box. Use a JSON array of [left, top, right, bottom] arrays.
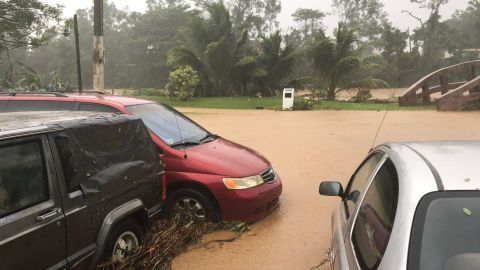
[[168, 189, 218, 222], [103, 219, 143, 264]]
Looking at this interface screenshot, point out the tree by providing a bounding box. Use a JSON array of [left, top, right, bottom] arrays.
[[169, 65, 200, 101], [0, 0, 62, 55], [332, 0, 387, 44], [129, 5, 191, 88], [168, 1, 250, 96], [311, 23, 387, 100], [292, 8, 326, 40], [255, 31, 298, 96], [404, 0, 449, 70], [311, 24, 360, 100], [379, 24, 414, 86], [228, 0, 281, 36], [446, 0, 480, 51]]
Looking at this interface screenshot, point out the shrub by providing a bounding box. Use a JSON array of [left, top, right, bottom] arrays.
[[132, 88, 169, 97], [292, 98, 314, 110], [350, 88, 372, 103], [168, 65, 200, 101]]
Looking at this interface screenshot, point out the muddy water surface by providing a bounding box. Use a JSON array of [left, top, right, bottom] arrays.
[[172, 109, 480, 270]]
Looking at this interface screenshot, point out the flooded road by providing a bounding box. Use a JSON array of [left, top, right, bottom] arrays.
[[172, 109, 480, 270]]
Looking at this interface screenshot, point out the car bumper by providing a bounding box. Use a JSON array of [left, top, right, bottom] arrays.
[[213, 174, 283, 223]]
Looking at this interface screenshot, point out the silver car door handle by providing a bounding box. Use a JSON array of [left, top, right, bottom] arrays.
[[36, 208, 62, 221]]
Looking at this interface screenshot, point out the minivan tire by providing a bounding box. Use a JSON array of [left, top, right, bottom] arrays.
[[167, 189, 219, 222], [102, 218, 144, 264]]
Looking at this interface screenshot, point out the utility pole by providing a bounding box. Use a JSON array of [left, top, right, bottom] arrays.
[[74, 15, 83, 93], [93, 0, 104, 91], [407, 28, 412, 53]]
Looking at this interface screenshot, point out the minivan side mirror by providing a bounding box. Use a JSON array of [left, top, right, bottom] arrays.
[[319, 181, 344, 197]]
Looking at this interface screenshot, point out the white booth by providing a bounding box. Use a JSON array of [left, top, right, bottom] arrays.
[[283, 88, 295, 110]]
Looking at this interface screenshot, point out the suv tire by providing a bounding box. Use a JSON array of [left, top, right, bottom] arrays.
[[168, 189, 219, 222], [103, 218, 144, 264]]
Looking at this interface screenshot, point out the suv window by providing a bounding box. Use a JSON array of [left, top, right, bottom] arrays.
[[0, 140, 49, 218], [54, 136, 78, 193], [0, 100, 6, 112], [78, 103, 120, 113], [5, 100, 75, 112], [345, 152, 384, 216], [351, 158, 399, 269]]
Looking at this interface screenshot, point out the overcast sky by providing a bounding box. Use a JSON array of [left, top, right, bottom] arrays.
[[44, 0, 469, 34]]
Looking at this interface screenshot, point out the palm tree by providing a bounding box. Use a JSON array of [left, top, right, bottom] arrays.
[[167, 1, 249, 96], [256, 31, 298, 96], [311, 23, 362, 100]]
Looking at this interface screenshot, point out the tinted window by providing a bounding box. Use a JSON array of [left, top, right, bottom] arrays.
[[5, 100, 74, 112], [54, 136, 78, 193], [0, 141, 49, 218], [126, 103, 208, 146], [409, 192, 480, 270], [352, 159, 398, 269], [0, 101, 6, 112], [345, 152, 384, 216], [78, 103, 120, 113]]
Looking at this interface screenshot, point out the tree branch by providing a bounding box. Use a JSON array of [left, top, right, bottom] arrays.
[[401, 10, 424, 26]]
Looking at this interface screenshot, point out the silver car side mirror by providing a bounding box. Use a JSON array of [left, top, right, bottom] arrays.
[[319, 181, 344, 197]]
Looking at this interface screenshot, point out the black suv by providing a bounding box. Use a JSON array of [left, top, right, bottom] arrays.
[[0, 111, 165, 269]]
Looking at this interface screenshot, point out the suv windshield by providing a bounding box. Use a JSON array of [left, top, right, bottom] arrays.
[[409, 192, 480, 270], [126, 103, 209, 147]]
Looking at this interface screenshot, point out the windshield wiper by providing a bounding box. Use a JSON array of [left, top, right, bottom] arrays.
[[170, 141, 200, 148], [199, 134, 217, 143]]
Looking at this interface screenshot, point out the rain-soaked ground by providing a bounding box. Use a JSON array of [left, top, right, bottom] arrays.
[[171, 109, 480, 270]]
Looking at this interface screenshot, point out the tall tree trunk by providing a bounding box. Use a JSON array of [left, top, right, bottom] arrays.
[[327, 80, 337, 101]]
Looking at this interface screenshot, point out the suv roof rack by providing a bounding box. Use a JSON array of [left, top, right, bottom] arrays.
[[0, 92, 68, 97], [66, 90, 108, 95]]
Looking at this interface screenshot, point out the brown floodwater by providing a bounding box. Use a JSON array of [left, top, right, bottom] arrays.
[[171, 109, 480, 270]]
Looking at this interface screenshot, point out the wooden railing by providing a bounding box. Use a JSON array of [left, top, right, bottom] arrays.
[[437, 75, 480, 111], [399, 60, 480, 110]]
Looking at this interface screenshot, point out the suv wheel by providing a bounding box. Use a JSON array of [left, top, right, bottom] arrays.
[[168, 189, 219, 222], [104, 219, 144, 264]]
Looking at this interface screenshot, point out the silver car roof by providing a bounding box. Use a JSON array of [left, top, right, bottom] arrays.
[[373, 141, 480, 269], [388, 141, 480, 191]]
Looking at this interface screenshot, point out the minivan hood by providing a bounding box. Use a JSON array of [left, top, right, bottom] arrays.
[[185, 137, 270, 177]]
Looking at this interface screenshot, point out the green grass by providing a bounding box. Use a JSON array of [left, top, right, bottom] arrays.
[[313, 101, 435, 111], [139, 96, 435, 111]]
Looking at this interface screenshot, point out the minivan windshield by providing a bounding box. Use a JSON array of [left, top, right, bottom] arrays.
[[126, 103, 209, 147], [409, 192, 480, 270]]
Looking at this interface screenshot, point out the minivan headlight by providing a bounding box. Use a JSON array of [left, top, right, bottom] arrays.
[[222, 175, 264, 190]]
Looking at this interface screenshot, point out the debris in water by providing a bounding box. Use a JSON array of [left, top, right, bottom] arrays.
[[96, 217, 250, 270]]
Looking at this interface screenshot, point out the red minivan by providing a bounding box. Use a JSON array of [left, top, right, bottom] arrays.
[[0, 93, 282, 222]]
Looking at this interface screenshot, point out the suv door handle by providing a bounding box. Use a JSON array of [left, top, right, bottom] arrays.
[[36, 208, 62, 221]]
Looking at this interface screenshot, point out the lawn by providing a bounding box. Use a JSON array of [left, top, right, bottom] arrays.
[[139, 96, 435, 111]]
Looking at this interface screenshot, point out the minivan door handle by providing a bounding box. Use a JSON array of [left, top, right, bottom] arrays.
[[36, 208, 62, 221]]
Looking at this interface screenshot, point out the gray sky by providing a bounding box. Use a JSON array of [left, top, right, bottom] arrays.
[[45, 0, 470, 34]]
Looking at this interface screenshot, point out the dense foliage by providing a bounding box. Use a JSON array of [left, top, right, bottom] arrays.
[[168, 65, 200, 101], [0, 0, 62, 53], [0, 0, 478, 100]]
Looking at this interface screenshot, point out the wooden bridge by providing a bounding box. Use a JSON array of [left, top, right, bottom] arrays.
[[399, 60, 480, 111]]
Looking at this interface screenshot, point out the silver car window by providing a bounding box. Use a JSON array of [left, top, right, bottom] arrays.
[[344, 152, 384, 217], [351, 158, 399, 269]]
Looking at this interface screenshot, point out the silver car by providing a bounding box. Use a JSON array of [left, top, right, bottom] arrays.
[[320, 141, 480, 270]]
